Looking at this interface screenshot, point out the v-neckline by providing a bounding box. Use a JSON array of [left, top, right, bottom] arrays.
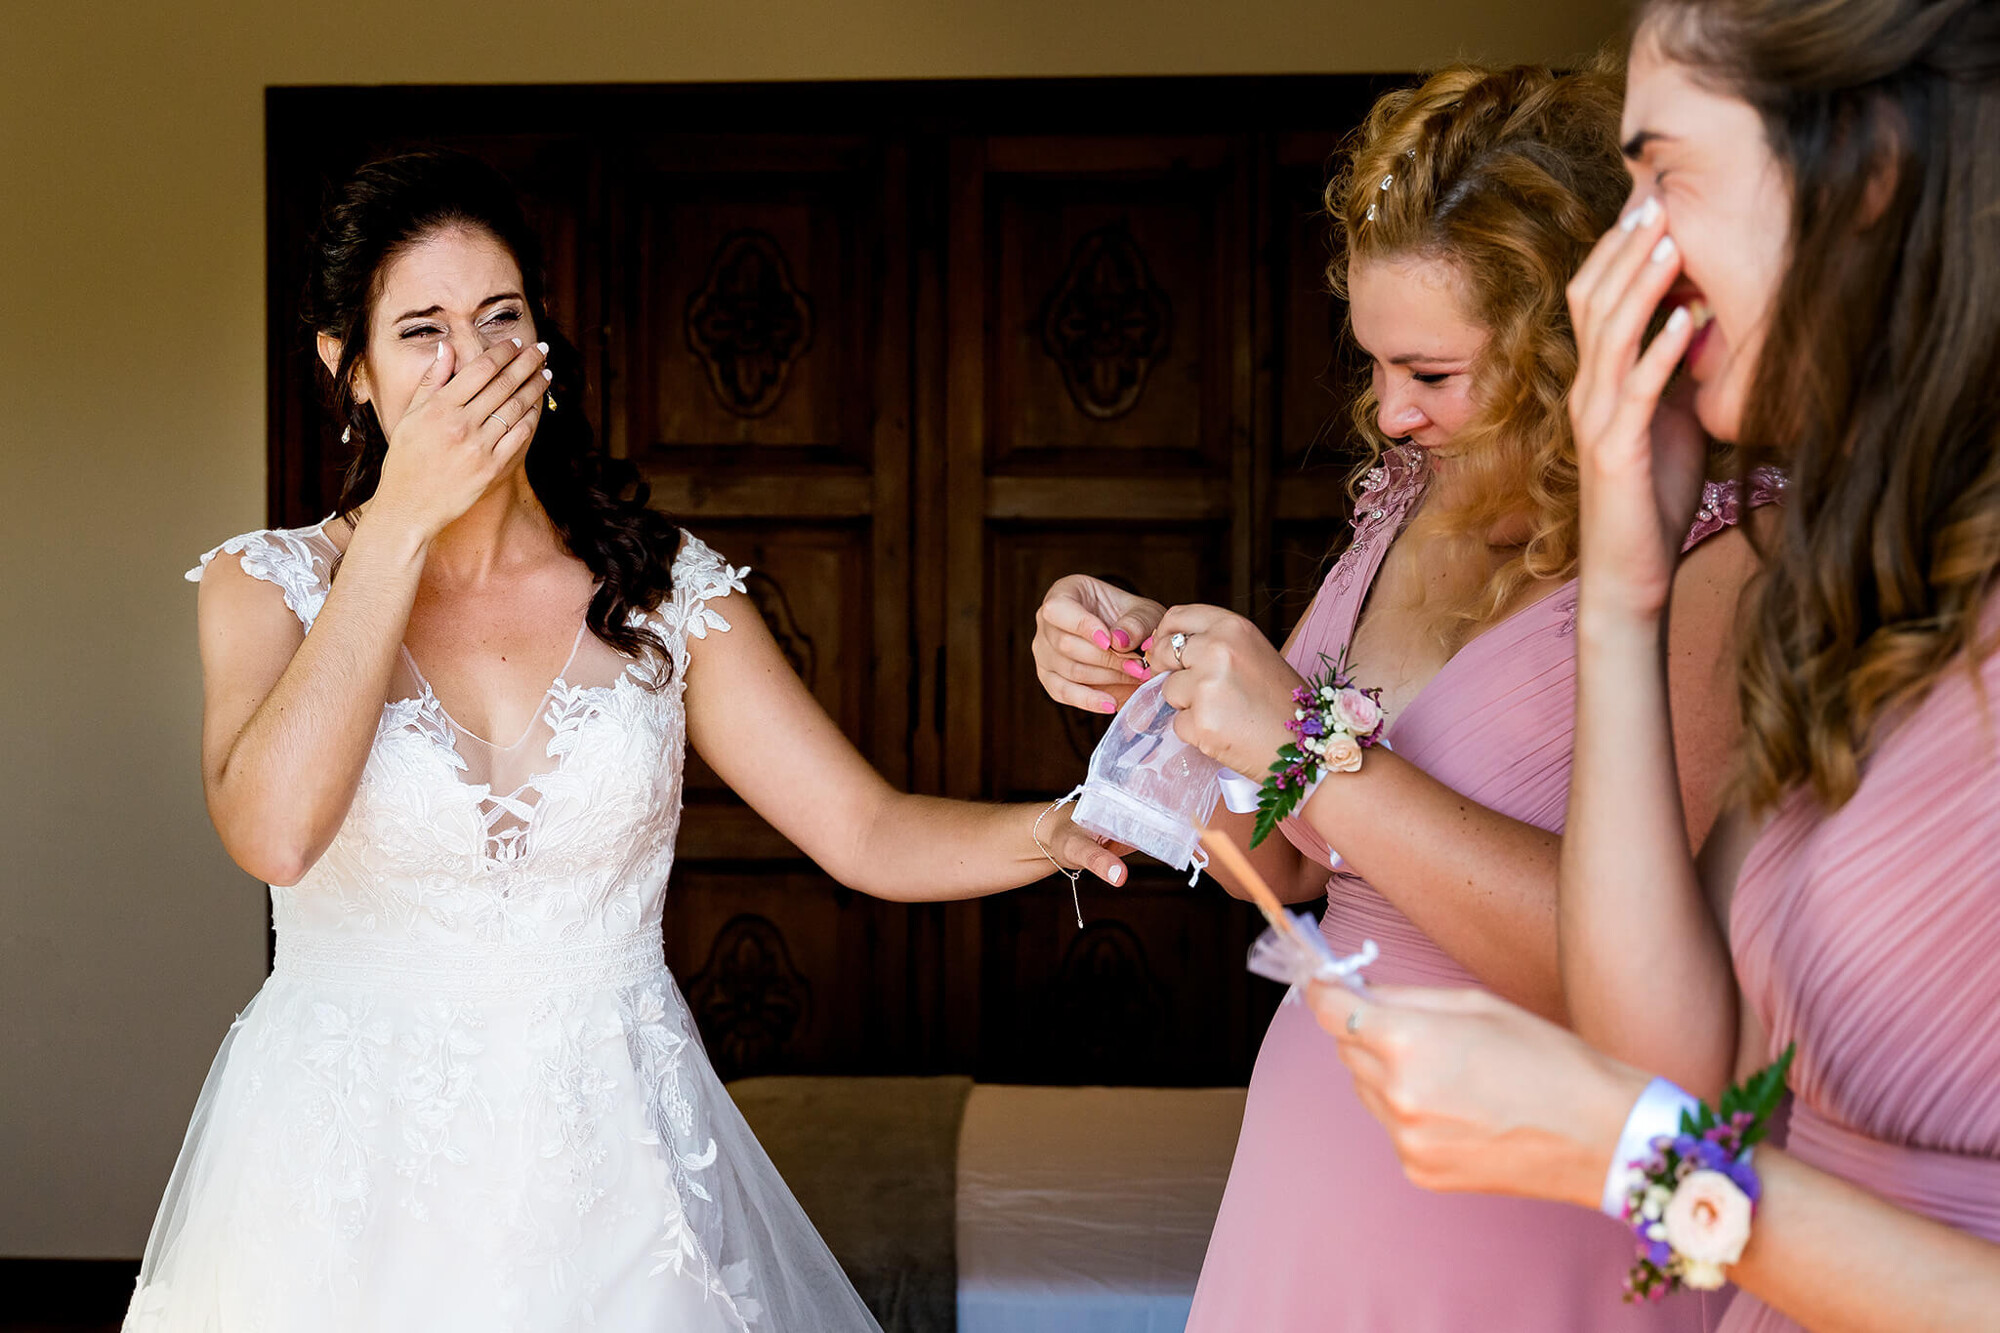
[[1337, 462, 1575, 741], [400, 619, 591, 751]]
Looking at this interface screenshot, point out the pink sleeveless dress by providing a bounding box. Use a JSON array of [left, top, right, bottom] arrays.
[[1721, 604, 2000, 1332], [1186, 448, 1779, 1333]]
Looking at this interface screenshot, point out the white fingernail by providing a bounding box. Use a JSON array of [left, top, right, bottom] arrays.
[[542, 368, 553, 381], [511, 337, 523, 348], [1650, 234, 1677, 263], [536, 341, 549, 354], [435, 342, 446, 359], [1621, 196, 1662, 232], [1666, 305, 1691, 333]]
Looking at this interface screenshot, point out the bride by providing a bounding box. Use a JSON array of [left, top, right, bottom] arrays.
[[125, 151, 1125, 1333]]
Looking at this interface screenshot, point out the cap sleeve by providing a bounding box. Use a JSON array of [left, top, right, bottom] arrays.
[[658, 532, 751, 679], [187, 524, 338, 632]]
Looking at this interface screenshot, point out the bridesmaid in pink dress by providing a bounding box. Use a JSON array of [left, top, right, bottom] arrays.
[[1178, 450, 1773, 1333], [1302, 2, 2000, 1330], [1033, 64, 1771, 1332]]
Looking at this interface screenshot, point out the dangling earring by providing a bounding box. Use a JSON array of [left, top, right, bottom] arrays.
[[544, 391, 558, 413], [340, 424, 351, 445]]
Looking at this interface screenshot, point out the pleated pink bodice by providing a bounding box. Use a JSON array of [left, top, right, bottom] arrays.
[[1720, 604, 2000, 1333]]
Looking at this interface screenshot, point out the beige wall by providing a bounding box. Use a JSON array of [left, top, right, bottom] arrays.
[[0, 0, 1626, 1257]]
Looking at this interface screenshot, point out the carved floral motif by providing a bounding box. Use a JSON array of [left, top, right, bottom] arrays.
[[687, 914, 811, 1077], [685, 231, 815, 418], [1040, 225, 1173, 420]]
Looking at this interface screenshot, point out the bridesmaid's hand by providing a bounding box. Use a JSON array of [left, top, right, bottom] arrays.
[[1033, 575, 1167, 714], [1566, 193, 1709, 624], [1304, 981, 1648, 1209], [1144, 605, 1301, 778]]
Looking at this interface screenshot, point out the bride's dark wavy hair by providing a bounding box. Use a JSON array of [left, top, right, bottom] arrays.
[[308, 150, 678, 673]]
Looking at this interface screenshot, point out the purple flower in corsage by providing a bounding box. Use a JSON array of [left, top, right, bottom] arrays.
[[1618, 1045, 1794, 1303], [1250, 647, 1386, 847]]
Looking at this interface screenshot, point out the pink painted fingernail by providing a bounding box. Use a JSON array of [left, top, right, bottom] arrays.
[[1099, 697, 1118, 713], [1092, 630, 1111, 651], [1122, 660, 1149, 679], [1112, 630, 1130, 650], [1141, 636, 1154, 652]]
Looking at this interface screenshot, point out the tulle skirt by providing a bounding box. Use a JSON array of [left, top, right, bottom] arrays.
[[123, 959, 880, 1333]]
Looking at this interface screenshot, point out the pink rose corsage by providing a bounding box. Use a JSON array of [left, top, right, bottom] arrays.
[[1617, 1045, 1794, 1302], [1250, 647, 1385, 846]]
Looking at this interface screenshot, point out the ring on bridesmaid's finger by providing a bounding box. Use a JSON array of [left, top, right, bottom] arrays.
[[1345, 1006, 1365, 1035], [1170, 631, 1190, 669]]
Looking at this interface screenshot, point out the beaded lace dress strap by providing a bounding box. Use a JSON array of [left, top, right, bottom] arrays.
[[1682, 465, 1787, 552], [185, 523, 336, 632]]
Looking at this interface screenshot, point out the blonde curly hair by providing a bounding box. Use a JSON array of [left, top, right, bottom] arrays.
[[1326, 61, 1630, 644]]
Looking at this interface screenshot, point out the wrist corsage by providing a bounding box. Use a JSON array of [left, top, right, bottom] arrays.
[[1615, 1044, 1795, 1302], [1251, 648, 1385, 846]]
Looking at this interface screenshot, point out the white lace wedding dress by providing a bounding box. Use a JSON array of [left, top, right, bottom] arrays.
[[126, 524, 882, 1333]]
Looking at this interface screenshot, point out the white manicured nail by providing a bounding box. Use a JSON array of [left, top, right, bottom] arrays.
[[542, 368, 553, 380], [1650, 234, 1677, 263], [1621, 196, 1660, 232], [536, 341, 549, 354], [1666, 305, 1691, 333], [435, 341, 446, 359], [511, 337, 522, 347]]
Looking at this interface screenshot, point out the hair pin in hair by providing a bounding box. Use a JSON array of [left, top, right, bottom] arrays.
[[1380, 174, 1394, 190], [1366, 204, 1378, 221]]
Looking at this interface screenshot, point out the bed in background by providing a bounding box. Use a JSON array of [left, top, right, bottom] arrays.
[[730, 1077, 1246, 1333]]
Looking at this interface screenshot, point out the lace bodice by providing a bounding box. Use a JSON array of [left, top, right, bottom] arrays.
[[187, 524, 749, 957]]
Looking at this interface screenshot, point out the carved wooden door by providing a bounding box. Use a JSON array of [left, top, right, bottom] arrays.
[[607, 133, 928, 1078], [943, 134, 1276, 1082]]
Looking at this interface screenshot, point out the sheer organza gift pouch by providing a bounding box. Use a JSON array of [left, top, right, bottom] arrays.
[[1066, 674, 1225, 882]]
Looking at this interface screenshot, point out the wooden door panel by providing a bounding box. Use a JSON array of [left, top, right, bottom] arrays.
[[983, 164, 1237, 472], [619, 136, 888, 469], [975, 880, 1284, 1085], [663, 865, 917, 1080]]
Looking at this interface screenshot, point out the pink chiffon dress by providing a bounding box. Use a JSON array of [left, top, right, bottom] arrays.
[[1185, 447, 1779, 1333], [1720, 600, 2000, 1332]]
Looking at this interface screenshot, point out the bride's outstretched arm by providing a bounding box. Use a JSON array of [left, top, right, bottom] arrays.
[[684, 592, 1128, 901], [199, 340, 548, 886]]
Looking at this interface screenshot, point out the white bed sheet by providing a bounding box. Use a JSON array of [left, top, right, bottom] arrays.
[[955, 1084, 1247, 1333]]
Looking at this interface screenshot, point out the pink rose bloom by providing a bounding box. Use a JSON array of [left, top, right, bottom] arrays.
[[1322, 732, 1365, 773], [1662, 1169, 1752, 1289], [1329, 687, 1384, 737]]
